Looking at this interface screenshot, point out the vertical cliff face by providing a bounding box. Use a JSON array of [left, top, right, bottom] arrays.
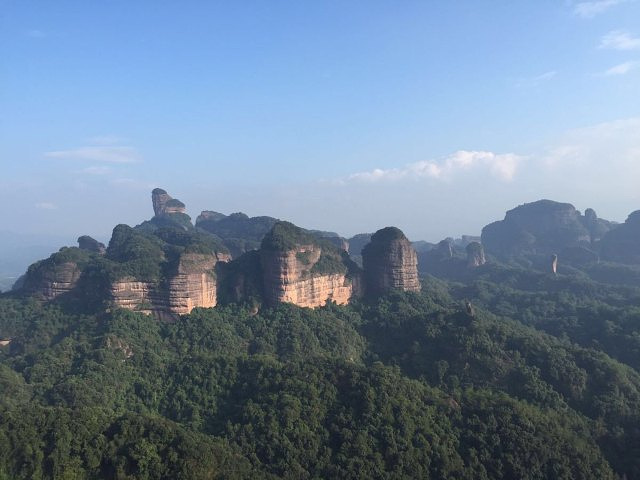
[[26, 261, 83, 300], [362, 227, 420, 295], [151, 188, 186, 216], [109, 252, 222, 315], [260, 222, 358, 308], [466, 242, 486, 268], [152, 188, 172, 216], [167, 253, 218, 314], [22, 247, 93, 300], [109, 280, 164, 314]]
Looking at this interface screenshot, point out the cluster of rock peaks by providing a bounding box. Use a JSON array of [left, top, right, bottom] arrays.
[[18, 188, 423, 316]]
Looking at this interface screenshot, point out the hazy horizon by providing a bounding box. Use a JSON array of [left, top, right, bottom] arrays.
[[2, 1, 639, 243]]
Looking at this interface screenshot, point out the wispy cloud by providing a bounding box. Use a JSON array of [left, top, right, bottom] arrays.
[[35, 202, 57, 210], [343, 151, 523, 184], [599, 30, 640, 50], [45, 145, 140, 163], [574, 0, 628, 18], [603, 61, 637, 75], [515, 71, 557, 88]]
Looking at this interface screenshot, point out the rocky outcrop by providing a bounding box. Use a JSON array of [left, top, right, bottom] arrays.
[[600, 211, 640, 264], [260, 222, 359, 308], [25, 261, 82, 300], [110, 252, 224, 315], [167, 253, 218, 314], [109, 279, 164, 313], [362, 227, 420, 295], [77, 235, 106, 255], [151, 188, 186, 216], [22, 248, 92, 300], [482, 200, 591, 257], [466, 242, 486, 268], [152, 188, 172, 216]]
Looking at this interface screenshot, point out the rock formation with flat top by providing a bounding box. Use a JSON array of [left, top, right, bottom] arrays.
[[260, 221, 359, 307]]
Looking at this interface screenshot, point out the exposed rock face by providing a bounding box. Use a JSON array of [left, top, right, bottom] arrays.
[[110, 279, 164, 313], [600, 210, 640, 264], [110, 252, 222, 315], [260, 222, 358, 308], [77, 235, 106, 255], [482, 200, 591, 257], [21, 247, 92, 300], [261, 246, 353, 307], [466, 242, 486, 268], [152, 188, 172, 216], [26, 261, 83, 300], [151, 188, 186, 216], [167, 253, 218, 314], [362, 227, 420, 295]]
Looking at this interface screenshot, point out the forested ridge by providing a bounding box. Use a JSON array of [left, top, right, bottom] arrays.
[[1, 265, 640, 479]]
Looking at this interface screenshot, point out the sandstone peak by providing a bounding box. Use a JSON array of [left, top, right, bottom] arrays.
[[362, 227, 420, 295], [260, 221, 359, 307], [152, 188, 186, 216]]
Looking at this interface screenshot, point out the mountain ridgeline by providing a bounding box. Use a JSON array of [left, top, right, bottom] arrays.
[[15, 189, 420, 316], [13, 193, 640, 315]]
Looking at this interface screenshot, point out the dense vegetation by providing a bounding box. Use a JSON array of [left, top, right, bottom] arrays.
[[2, 260, 640, 479]]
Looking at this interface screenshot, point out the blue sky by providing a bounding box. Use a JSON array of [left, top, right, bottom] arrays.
[[1, 0, 639, 242]]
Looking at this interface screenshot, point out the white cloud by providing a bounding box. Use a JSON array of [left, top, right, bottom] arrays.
[[599, 30, 640, 50], [603, 61, 637, 75], [345, 150, 523, 184], [541, 118, 640, 172], [515, 71, 557, 88], [574, 0, 628, 18], [35, 202, 57, 210], [45, 145, 140, 163]]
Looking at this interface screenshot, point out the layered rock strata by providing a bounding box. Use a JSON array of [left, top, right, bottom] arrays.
[[110, 252, 223, 314], [260, 222, 359, 308], [167, 253, 218, 314], [26, 261, 83, 300], [261, 245, 353, 307], [362, 227, 420, 295]]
